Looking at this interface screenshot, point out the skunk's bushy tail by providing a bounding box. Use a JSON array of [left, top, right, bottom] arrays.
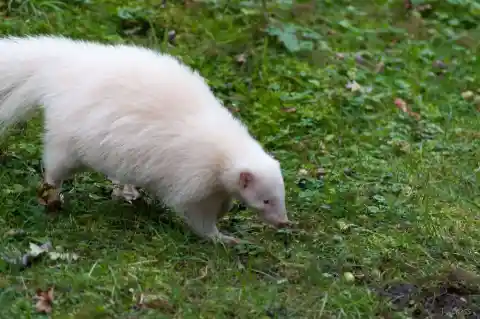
[[0, 36, 55, 133]]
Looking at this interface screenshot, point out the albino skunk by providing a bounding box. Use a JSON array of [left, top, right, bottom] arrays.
[[0, 35, 290, 244]]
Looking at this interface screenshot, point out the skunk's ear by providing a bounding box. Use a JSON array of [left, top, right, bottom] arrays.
[[239, 171, 254, 189]]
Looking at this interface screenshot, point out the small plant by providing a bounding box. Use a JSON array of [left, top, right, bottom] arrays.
[[6, 0, 67, 16]]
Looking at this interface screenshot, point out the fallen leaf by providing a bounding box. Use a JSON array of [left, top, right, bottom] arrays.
[[34, 287, 54, 314], [346, 80, 361, 92], [4, 228, 25, 238], [235, 53, 247, 64], [186, 265, 209, 283], [111, 183, 141, 203], [292, 0, 315, 17], [281, 107, 296, 113], [36, 183, 57, 206], [394, 98, 421, 120], [461, 91, 474, 100], [297, 168, 308, 176], [316, 167, 326, 178], [36, 182, 63, 213], [375, 61, 385, 73], [136, 293, 175, 314], [404, 0, 412, 10], [473, 95, 480, 109], [394, 98, 408, 113], [417, 4, 432, 12]]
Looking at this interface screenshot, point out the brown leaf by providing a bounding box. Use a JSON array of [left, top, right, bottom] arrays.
[[375, 61, 385, 73], [404, 0, 412, 10], [394, 98, 408, 112], [137, 293, 175, 314], [4, 228, 25, 237], [36, 183, 56, 206], [34, 287, 54, 314], [36, 183, 63, 213], [281, 107, 296, 113], [327, 29, 337, 36], [292, 0, 316, 17], [394, 98, 421, 120]]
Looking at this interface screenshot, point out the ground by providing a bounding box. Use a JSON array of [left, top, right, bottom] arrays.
[[0, 0, 479, 318]]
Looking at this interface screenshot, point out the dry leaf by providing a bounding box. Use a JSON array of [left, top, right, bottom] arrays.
[[473, 95, 480, 108], [292, 0, 316, 17], [394, 98, 421, 120], [111, 183, 141, 203], [375, 61, 385, 73], [461, 91, 474, 100], [4, 228, 25, 238], [37, 183, 57, 205], [34, 287, 54, 314], [346, 80, 361, 92], [316, 167, 326, 178], [36, 182, 63, 212], [137, 293, 175, 314], [235, 53, 247, 65], [297, 168, 308, 176], [417, 4, 432, 12], [404, 0, 412, 10], [281, 107, 296, 113], [394, 98, 408, 113]]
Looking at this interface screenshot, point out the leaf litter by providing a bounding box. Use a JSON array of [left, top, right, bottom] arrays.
[[1, 240, 79, 270], [129, 289, 176, 315], [394, 98, 421, 120], [34, 287, 54, 314]]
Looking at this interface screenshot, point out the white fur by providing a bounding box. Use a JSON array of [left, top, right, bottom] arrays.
[[0, 35, 289, 243]]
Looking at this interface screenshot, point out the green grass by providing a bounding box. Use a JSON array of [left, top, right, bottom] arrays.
[[1, 0, 480, 318]]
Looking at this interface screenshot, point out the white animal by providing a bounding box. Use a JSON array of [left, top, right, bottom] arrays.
[[0, 35, 290, 244]]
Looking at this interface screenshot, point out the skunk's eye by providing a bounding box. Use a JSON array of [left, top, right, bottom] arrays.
[[263, 200, 270, 204]]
